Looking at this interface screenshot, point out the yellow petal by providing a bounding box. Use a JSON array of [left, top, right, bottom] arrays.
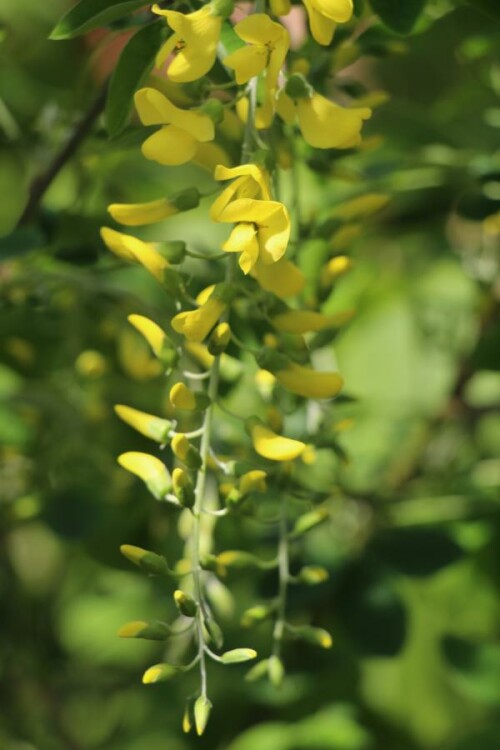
[[314, 0, 353, 22], [297, 94, 371, 149], [224, 45, 268, 85], [114, 404, 171, 442], [239, 470, 267, 494], [170, 382, 196, 410], [271, 310, 343, 334], [108, 198, 176, 226], [100, 227, 168, 281], [222, 222, 259, 274], [251, 423, 306, 461], [252, 257, 305, 298], [276, 90, 296, 125], [153, 7, 221, 83], [128, 314, 166, 357], [331, 193, 390, 220], [303, 0, 337, 45], [141, 126, 198, 166], [118, 451, 171, 496], [135, 88, 214, 141], [171, 298, 225, 342], [275, 363, 344, 399], [193, 142, 231, 172]]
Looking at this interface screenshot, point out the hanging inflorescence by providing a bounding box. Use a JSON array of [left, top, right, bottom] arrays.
[[97, 0, 381, 737]]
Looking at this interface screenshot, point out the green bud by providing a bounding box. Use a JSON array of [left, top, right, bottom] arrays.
[[291, 625, 333, 649], [241, 604, 273, 628], [200, 97, 224, 124], [214, 282, 238, 305], [172, 468, 195, 509], [194, 695, 212, 736], [224, 487, 245, 509], [118, 620, 172, 640], [220, 648, 257, 664], [289, 508, 329, 539], [174, 589, 198, 618], [285, 73, 314, 100], [254, 349, 290, 373], [142, 662, 181, 684], [216, 550, 274, 571], [268, 655, 285, 688], [200, 553, 218, 571], [171, 187, 201, 212], [205, 617, 224, 649], [159, 341, 180, 372], [162, 267, 186, 297], [245, 658, 269, 683], [160, 240, 186, 264], [120, 544, 170, 576], [297, 565, 329, 585], [208, 322, 231, 356]]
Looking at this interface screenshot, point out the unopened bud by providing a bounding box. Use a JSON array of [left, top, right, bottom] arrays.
[[120, 544, 170, 576], [174, 589, 198, 617], [208, 322, 231, 355], [172, 467, 195, 508]]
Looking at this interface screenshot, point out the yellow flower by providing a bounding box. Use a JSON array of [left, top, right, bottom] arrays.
[[118, 451, 171, 499], [278, 89, 371, 149], [330, 193, 390, 220], [172, 297, 226, 343], [275, 362, 344, 399], [134, 87, 214, 166], [100, 227, 169, 282], [239, 470, 267, 495], [210, 163, 271, 221], [169, 382, 196, 411], [108, 187, 200, 226], [127, 314, 167, 358], [217, 198, 291, 274], [271, 310, 346, 334], [251, 256, 305, 298], [114, 404, 172, 443], [250, 422, 306, 462], [152, 4, 222, 83], [302, 0, 353, 46], [224, 14, 289, 87]]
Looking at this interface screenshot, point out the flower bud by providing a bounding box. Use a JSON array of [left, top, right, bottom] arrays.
[[160, 240, 186, 264], [174, 589, 198, 617], [208, 322, 231, 355], [171, 186, 201, 212], [127, 314, 179, 371], [292, 625, 332, 649], [220, 648, 257, 664], [118, 620, 172, 640], [284, 73, 313, 100], [114, 404, 172, 443], [290, 508, 329, 538], [172, 467, 196, 508], [268, 655, 285, 687], [169, 382, 211, 412], [194, 695, 212, 736], [171, 433, 202, 469], [120, 544, 170, 576], [241, 604, 273, 628], [205, 617, 224, 649], [297, 565, 329, 585], [245, 658, 269, 682], [200, 97, 224, 124], [142, 662, 181, 683], [118, 452, 172, 499]]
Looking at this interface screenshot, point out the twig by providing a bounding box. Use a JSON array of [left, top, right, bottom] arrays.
[[17, 82, 108, 226]]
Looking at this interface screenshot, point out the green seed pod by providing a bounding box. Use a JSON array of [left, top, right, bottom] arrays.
[[194, 695, 212, 736], [205, 617, 224, 649], [174, 589, 198, 618], [120, 544, 170, 576]]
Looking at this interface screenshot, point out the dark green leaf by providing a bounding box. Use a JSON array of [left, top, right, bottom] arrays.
[[442, 636, 500, 704], [106, 21, 166, 138], [0, 227, 45, 258], [50, 0, 149, 40], [369, 0, 427, 34], [370, 528, 464, 577]]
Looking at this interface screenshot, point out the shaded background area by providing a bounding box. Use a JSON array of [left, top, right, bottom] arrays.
[[1, 1, 500, 748]]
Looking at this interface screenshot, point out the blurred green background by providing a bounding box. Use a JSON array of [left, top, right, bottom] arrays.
[[1, 1, 500, 748]]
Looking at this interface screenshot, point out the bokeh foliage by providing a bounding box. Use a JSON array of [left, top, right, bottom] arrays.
[[1, 0, 500, 748]]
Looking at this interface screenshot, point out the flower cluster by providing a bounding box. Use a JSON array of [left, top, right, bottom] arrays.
[[98, 0, 377, 736]]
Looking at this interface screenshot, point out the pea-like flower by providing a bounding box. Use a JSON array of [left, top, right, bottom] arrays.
[[114, 404, 172, 443], [108, 187, 200, 226], [275, 362, 344, 399], [248, 421, 306, 462], [134, 88, 214, 166], [303, 0, 353, 46], [251, 257, 305, 298], [225, 15, 288, 85], [152, 4, 222, 83], [100, 227, 168, 282], [172, 287, 227, 343], [278, 79, 371, 150], [271, 310, 345, 334], [118, 452, 172, 499], [210, 164, 272, 221]]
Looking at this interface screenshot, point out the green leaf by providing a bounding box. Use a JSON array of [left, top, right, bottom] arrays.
[[463, 0, 500, 23], [369, 0, 427, 34], [50, 0, 149, 40], [106, 21, 166, 138]]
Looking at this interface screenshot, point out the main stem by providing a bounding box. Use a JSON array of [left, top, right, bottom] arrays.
[[191, 357, 220, 697]]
